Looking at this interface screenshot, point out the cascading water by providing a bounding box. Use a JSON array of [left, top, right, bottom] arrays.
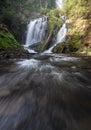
[[25, 17, 47, 48], [44, 24, 67, 53], [55, 0, 63, 9], [25, 0, 67, 53], [44, 0, 67, 53], [56, 24, 67, 44]]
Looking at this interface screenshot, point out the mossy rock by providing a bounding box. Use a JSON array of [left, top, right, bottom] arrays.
[[0, 24, 30, 58], [29, 41, 47, 52]]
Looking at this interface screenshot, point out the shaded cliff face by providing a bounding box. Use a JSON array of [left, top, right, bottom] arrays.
[[0, 24, 30, 59], [54, 0, 91, 55]]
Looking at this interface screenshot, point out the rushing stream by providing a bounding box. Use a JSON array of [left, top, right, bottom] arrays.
[[0, 53, 91, 130]]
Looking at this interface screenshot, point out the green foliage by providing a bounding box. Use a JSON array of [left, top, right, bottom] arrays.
[[40, 8, 50, 15], [0, 25, 21, 50], [67, 35, 81, 52], [59, 0, 91, 55], [47, 9, 61, 17], [64, 0, 91, 18], [53, 34, 81, 53], [47, 9, 62, 33], [0, 0, 55, 22], [54, 0, 91, 54], [35, 41, 46, 52]]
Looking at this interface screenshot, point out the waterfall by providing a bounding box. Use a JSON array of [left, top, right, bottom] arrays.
[[55, 0, 63, 9], [44, 0, 67, 53], [46, 24, 67, 53], [25, 17, 47, 47], [55, 0, 67, 46], [56, 23, 67, 44], [25, 0, 67, 53], [44, 24, 67, 53]]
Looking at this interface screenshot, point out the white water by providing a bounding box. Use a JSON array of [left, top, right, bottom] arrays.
[[44, 23, 67, 53], [17, 59, 39, 69], [44, 0, 67, 53], [55, 0, 63, 9], [25, 17, 47, 47], [25, 0, 67, 54], [56, 23, 67, 44]]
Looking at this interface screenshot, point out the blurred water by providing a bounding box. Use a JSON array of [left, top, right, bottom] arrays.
[[25, 17, 47, 47], [45, 24, 67, 53], [0, 54, 91, 130], [56, 0, 63, 9]]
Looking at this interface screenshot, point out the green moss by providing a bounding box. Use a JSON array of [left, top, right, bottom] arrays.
[[77, 49, 91, 55], [0, 24, 29, 58], [40, 8, 50, 15], [0, 25, 22, 50], [47, 9, 62, 33], [52, 43, 64, 53], [35, 41, 46, 52], [65, 0, 91, 18], [34, 41, 49, 52]]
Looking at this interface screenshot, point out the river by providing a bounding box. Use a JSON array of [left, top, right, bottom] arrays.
[[0, 53, 91, 130]]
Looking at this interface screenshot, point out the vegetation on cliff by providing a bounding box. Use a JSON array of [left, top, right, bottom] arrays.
[[0, 24, 29, 58], [54, 0, 91, 55]]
